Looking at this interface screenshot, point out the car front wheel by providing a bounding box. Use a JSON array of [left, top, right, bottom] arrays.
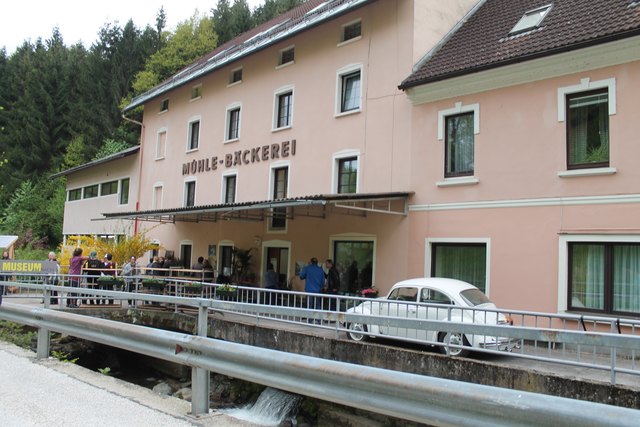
[[438, 331, 470, 357], [347, 322, 369, 342]]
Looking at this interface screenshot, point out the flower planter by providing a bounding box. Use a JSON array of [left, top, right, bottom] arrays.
[[216, 289, 237, 301], [141, 280, 165, 291], [96, 278, 124, 290], [183, 285, 203, 295], [361, 288, 379, 298]]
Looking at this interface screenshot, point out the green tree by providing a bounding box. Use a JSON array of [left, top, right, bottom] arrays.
[[0, 179, 62, 248], [93, 138, 131, 160], [85, 18, 161, 150], [213, 0, 254, 45], [132, 12, 218, 96], [60, 135, 88, 171], [253, 0, 304, 26]]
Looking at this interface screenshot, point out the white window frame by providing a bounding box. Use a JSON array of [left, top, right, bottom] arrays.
[[228, 67, 243, 86], [259, 239, 292, 285], [152, 183, 164, 210], [179, 240, 194, 270], [272, 85, 294, 131], [190, 84, 202, 101], [225, 103, 242, 143], [268, 160, 291, 199], [277, 45, 295, 68], [338, 19, 362, 46], [335, 64, 363, 116], [159, 98, 169, 113], [557, 234, 640, 313], [119, 178, 130, 206], [221, 170, 238, 204], [557, 78, 617, 177], [425, 237, 492, 296], [183, 177, 197, 207], [557, 77, 616, 121], [156, 128, 167, 160], [186, 116, 201, 152], [218, 240, 235, 277], [68, 188, 82, 202], [100, 180, 119, 197], [329, 233, 377, 286], [331, 149, 360, 194], [436, 102, 480, 187], [267, 161, 291, 233], [510, 4, 552, 35]]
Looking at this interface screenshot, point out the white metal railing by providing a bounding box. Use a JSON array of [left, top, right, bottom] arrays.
[[0, 302, 638, 426], [2, 273, 640, 384]]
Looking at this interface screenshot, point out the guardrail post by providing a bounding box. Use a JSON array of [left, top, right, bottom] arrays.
[[191, 305, 210, 415], [610, 320, 617, 384], [37, 288, 51, 359]]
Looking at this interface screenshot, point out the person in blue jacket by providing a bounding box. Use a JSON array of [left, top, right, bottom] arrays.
[[299, 257, 325, 312]]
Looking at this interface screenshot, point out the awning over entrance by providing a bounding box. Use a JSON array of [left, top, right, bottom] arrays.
[[100, 192, 411, 224]]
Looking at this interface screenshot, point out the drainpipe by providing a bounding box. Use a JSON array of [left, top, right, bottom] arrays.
[[121, 113, 145, 235]]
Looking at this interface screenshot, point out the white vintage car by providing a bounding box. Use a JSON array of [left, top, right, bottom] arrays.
[[345, 277, 516, 356]]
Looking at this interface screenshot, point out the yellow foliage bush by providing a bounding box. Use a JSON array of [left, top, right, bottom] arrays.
[[58, 232, 158, 272]]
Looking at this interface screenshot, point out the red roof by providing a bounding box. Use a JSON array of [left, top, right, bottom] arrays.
[[400, 0, 640, 89]]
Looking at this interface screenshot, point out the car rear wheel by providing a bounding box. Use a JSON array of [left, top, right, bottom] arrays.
[[347, 322, 369, 342], [438, 331, 470, 357]]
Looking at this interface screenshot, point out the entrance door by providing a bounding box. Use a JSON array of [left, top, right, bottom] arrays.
[[264, 246, 289, 288], [219, 245, 233, 282], [180, 244, 192, 269]]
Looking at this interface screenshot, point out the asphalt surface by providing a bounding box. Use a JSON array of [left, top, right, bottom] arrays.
[[0, 341, 259, 427]]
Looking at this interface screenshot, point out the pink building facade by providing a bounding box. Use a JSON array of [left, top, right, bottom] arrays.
[[59, 0, 640, 317], [400, 0, 640, 316], [78, 0, 478, 294]]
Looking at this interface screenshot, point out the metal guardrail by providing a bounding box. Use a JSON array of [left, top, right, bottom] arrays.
[[0, 302, 638, 426], [2, 274, 640, 385]]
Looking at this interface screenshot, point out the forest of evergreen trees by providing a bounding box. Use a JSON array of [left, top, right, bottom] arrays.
[[0, 0, 303, 250]]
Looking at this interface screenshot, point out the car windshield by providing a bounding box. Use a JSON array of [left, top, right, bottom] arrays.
[[459, 288, 491, 306]]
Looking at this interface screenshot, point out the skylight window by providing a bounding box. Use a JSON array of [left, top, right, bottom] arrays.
[[510, 4, 552, 35]]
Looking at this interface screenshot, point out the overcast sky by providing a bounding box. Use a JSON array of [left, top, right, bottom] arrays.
[[1, 1, 265, 55]]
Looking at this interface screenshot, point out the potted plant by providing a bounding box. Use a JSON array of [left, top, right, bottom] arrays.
[[183, 282, 203, 295], [141, 278, 165, 291], [97, 275, 124, 290], [216, 283, 238, 301], [232, 247, 255, 284], [361, 287, 379, 298]]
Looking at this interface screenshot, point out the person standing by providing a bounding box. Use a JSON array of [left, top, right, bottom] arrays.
[[0, 250, 10, 305], [191, 256, 205, 279], [84, 251, 102, 305], [162, 253, 176, 277], [102, 254, 116, 305], [45, 251, 60, 305], [299, 257, 325, 313], [122, 256, 138, 306], [324, 259, 340, 311], [202, 259, 214, 282], [148, 256, 162, 276], [324, 259, 340, 294], [68, 248, 88, 308], [264, 263, 279, 289]]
